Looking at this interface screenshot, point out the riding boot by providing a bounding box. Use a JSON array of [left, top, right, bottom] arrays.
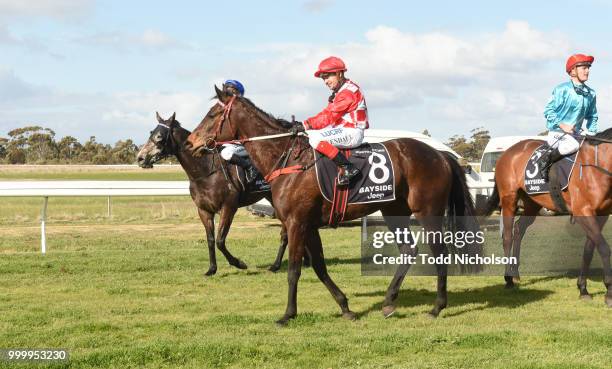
[[229, 154, 258, 184], [541, 148, 563, 182], [332, 152, 360, 186]]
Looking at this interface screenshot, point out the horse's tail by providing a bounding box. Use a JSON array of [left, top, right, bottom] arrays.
[[477, 181, 500, 217], [443, 152, 483, 273]]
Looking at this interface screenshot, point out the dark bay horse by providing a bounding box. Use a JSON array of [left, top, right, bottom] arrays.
[[186, 87, 482, 324], [479, 128, 611, 306], [137, 112, 289, 275]]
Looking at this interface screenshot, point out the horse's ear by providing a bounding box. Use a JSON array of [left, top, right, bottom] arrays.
[[156, 111, 164, 123], [214, 84, 229, 103], [170, 112, 176, 122]]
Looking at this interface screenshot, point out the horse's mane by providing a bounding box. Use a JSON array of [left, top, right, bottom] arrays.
[[590, 127, 612, 146]]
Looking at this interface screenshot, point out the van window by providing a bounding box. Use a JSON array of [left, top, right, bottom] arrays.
[[481, 152, 503, 172]]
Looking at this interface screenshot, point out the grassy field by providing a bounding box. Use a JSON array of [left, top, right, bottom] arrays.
[[1, 167, 611, 368]]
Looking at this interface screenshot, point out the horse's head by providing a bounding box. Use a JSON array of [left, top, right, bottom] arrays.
[[137, 112, 178, 168], [187, 85, 242, 157]]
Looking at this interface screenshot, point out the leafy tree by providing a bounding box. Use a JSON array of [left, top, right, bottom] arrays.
[[0, 137, 7, 160], [445, 127, 490, 162], [57, 136, 82, 162], [111, 139, 139, 164]]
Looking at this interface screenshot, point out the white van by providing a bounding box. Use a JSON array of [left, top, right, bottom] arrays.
[[480, 136, 545, 185]]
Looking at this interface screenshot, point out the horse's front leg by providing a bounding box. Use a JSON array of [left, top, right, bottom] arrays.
[[217, 205, 247, 269], [576, 215, 611, 307], [577, 237, 596, 300], [501, 194, 518, 288], [269, 224, 288, 272], [197, 209, 217, 276], [276, 220, 306, 326]]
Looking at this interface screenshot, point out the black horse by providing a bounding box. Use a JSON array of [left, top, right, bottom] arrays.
[[137, 112, 291, 275]]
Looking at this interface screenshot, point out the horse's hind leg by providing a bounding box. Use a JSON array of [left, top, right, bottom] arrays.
[[306, 228, 355, 320], [380, 206, 416, 318], [416, 214, 448, 318], [217, 205, 248, 269], [510, 198, 540, 284], [197, 209, 217, 276]]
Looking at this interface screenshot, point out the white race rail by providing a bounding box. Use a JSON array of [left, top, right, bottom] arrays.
[[0, 181, 190, 254]]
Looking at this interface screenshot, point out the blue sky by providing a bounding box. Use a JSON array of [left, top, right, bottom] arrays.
[[1, 0, 611, 144]]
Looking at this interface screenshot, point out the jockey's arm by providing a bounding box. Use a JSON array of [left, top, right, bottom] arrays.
[[544, 86, 564, 131], [304, 92, 354, 130], [585, 95, 599, 134]]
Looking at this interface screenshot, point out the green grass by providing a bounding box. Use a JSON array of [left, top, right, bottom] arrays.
[[0, 167, 611, 368]]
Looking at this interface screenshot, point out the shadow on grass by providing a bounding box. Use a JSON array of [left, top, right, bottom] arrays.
[[256, 256, 363, 272], [355, 282, 555, 318]]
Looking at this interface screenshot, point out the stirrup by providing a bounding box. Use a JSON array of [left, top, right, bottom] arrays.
[[337, 167, 359, 186]]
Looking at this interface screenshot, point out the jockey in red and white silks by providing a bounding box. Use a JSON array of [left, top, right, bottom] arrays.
[[304, 79, 368, 150], [295, 56, 368, 185]]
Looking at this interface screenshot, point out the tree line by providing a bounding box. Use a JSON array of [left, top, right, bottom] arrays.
[[0, 125, 494, 165], [0, 126, 140, 164]]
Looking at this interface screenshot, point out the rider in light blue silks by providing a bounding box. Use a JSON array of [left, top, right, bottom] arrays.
[[217, 79, 259, 184], [541, 53, 599, 180]]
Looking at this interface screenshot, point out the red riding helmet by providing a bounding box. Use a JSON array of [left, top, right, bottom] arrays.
[[314, 56, 347, 78], [566, 54, 594, 74]]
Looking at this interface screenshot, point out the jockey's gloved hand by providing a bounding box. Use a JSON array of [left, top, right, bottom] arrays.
[[290, 122, 306, 135]]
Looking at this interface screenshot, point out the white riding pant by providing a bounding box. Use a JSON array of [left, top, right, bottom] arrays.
[[307, 126, 365, 149], [219, 144, 248, 161], [546, 131, 580, 155]]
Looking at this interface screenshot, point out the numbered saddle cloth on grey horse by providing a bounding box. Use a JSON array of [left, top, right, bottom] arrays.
[[314, 142, 396, 204], [524, 145, 578, 195]]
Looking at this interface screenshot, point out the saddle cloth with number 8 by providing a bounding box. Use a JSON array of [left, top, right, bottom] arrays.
[[314, 142, 396, 204]]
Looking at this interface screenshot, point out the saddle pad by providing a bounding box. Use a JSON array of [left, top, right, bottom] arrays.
[[524, 145, 577, 195], [315, 142, 396, 204]]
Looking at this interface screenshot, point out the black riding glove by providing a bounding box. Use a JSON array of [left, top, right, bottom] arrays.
[[291, 122, 306, 135]]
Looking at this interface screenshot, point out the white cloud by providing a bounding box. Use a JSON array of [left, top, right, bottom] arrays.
[[2, 21, 609, 145], [214, 21, 585, 138], [0, 0, 94, 20], [75, 29, 192, 53], [302, 0, 334, 13]]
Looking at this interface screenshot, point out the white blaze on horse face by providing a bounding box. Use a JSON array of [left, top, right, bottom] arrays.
[[137, 140, 161, 162]]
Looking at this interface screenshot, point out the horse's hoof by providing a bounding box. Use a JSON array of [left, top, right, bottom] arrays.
[[268, 264, 281, 273], [512, 276, 521, 284], [579, 293, 593, 301], [342, 311, 357, 321], [232, 259, 248, 270], [504, 282, 516, 289], [275, 314, 295, 327], [204, 268, 217, 276], [382, 305, 395, 318], [428, 309, 440, 319]]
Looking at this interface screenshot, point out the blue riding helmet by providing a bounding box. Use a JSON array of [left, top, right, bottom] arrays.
[[223, 79, 245, 96]]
